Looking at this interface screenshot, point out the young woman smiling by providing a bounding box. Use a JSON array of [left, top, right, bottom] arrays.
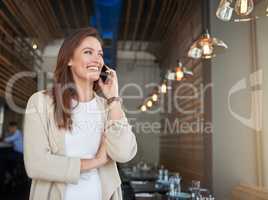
[[23, 27, 137, 200]]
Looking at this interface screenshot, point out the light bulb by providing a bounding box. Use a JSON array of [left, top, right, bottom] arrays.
[[175, 67, 184, 81], [32, 43, 38, 50], [216, 0, 234, 21], [234, 0, 254, 16], [188, 30, 227, 59], [141, 105, 147, 112], [147, 100, 153, 108], [266, 5, 268, 16], [152, 94, 158, 102], [199, 34, 214, 59], [161, 83, 167, 94], [188, 46, 202, 59], [202, 42, 214, 58]]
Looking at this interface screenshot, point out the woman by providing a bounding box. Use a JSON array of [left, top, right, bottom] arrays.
[[23, 27, 137, 200]]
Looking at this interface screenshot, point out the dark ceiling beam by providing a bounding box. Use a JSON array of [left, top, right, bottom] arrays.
[[150, 0, 169, 41], [162, 0, 193, 47], [58, 0, 71, 33], [122, 0, 131, 41], [11, 0, 50, 46], [43, 0, 63, 37], [161, 1, 183, 41], [81, 0, 90, 27], [2, 0, 47, 48], [2, 0, 37, 37], [69, 0, 80, 29], [0, 55, 36, 98], [155, 0, 173, 40], [26, 0, 53, 38], [130, 0, 145, 50], [159, 0, 179, 40], [0, 10, 43, 62], [35, 0, 58, 37], [140, 0, 155, 41], [160, 0, 195, 60], [0, 39, 33, 71]]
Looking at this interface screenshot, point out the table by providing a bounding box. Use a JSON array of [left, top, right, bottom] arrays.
[[135, 193, 168, 200], [131, 181, 169, 194], [122, 168, 158, 182]]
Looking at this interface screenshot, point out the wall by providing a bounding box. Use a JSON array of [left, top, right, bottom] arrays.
[[117, 59, 161, 165], [210, 0, 258, 199], [158, 0, 213, 190]]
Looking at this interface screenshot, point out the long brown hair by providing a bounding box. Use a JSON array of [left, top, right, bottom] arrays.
[[46, 27, 103, 130]]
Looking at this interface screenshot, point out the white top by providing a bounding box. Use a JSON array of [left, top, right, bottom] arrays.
[[64, 97, 104, 200]]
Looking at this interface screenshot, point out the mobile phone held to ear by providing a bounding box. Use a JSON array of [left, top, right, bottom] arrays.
[[100, 64, 110, 82]]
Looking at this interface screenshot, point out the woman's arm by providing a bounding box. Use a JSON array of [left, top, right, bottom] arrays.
[[98, 69, 137, 163], [24, 94, 80, 183], [81, 135, 109, 172], [104, 101, 137, 163]]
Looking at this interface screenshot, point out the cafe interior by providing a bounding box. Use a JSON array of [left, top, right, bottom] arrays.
[[0, 0, 268, 199]]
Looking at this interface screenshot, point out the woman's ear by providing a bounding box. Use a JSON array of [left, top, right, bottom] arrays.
[[68, 59, 73, 67]]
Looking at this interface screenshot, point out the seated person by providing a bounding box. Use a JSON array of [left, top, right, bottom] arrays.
[[4, 121, 23, 156], [0, 121, 24, 185]]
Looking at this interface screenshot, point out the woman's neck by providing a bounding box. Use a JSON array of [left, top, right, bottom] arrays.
[[74, 79, 94, 102]]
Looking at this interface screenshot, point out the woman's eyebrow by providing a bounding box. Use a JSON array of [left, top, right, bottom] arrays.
[[81, 47, 103, 53]]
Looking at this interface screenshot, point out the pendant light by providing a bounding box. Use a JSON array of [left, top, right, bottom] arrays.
[[165, 61, 193, 81], [216, 0, 234, 21], [189, 0, 228, 59], [234, 0, 254, 17], [188, 30, 228, 59], [216, 0, 255, 22]]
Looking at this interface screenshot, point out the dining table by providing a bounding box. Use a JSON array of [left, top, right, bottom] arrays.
[[130, 181, 169, 194]]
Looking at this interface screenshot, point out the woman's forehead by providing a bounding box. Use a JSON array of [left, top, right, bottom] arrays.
[[79, 36, 102, 51]]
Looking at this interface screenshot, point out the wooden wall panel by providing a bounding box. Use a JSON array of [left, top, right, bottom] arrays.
[[0, 6, 38, 108], [159, 0, 212, 191]]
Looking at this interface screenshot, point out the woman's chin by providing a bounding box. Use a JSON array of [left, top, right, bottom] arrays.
[[85, 74, 100, 82]]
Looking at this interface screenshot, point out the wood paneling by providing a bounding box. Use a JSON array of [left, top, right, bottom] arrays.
[[159, 0, 212, 191], [0, 2, 38, 107]]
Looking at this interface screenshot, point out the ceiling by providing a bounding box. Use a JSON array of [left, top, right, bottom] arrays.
[[1, 0, 193, 46]]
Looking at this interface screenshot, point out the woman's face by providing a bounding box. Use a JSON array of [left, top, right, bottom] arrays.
[[68, 36, 104, 83]]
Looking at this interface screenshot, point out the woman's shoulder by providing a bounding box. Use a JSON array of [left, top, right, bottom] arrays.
[[27, 89, 53, 106]]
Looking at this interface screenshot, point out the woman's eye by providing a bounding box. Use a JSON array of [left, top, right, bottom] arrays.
[[84, 50, 92, 54], [99, 54, 103, 57]]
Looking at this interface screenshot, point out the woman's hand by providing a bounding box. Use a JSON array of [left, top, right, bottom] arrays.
[[80, 135, 109, 172], [98, 69, 119, 99]]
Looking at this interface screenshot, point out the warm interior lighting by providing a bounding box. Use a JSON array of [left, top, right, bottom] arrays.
[[234, 0, 254, 17], [146, 100, 153, 108], [141, 105, 147, 112], [160, 83, 167, 94], [152, 94, 158, 102], [32, 43, 38, 50], [175, 66, 184, 81], [216, 0, 234, 21], [188, 30, 228, 59], [266, 4, 268, 16]]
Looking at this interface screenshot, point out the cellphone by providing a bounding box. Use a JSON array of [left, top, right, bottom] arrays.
[[99, 64, 109, 82]]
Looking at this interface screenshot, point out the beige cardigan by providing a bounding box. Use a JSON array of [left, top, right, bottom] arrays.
[[23, 90, 137, 200]]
